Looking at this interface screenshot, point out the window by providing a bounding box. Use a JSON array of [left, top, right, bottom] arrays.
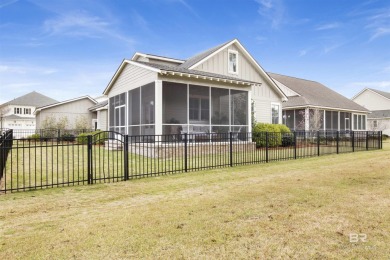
[[24, 108, 31, 115], [271, 103, 280, 124], [353, 114, 366, 130], [228, 50, 238, 74], [373, 120, 378, 128], [189, 98, 209, 121], [14, 107, 22, 114]]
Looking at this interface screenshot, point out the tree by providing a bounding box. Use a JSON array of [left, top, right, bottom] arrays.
[[0, 106, 10, 129], [296, 108, 324, 131], [75, 115, 90, 130]]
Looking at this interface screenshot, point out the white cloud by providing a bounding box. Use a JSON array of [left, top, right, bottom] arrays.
[[316, 22, 340, 31], [255, 0, 285, 29], [365, 8, 390, 41], [0, 0, 18, 8], [43, 10, 134, 44]]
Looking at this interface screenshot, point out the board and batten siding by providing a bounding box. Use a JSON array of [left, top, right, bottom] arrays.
[[97, 110, 108, 130], [252, 83, 282, 124], [107, 63, 158, 97], [353, 90, 390, 111], [36, 99, 96, 129], [193, 43, 264, 83]]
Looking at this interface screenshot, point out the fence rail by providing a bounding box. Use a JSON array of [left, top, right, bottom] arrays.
[[0, 130, 383, 193]]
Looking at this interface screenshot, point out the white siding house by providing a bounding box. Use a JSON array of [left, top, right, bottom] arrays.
[[352, 88, 390, 135], [103, 39, 287, 136]]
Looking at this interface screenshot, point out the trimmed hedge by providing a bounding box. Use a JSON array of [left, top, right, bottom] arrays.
[[252, 123, 291, 147], [77, 131, 108, 144]]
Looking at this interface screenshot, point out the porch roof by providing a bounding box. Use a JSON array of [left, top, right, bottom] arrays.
[[134, 61, 259, 86]]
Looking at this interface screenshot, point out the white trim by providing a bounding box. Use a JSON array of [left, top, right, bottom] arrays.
[[352, 88, 390, 101], [283, 105, 369, 114], [103, 59, 160, 95], [34, 96, 97, 114], [131, 52, 185, 64], [187, 39, 288, 101], [228, 49, 239, 75]]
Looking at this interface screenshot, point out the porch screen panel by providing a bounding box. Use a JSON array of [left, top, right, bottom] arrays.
[[109, 96, 115, 131], [231, 90, 248, 126], [211, 88, 230, 133], [284, 110, 294, 130], [129, 88, 140, 125], [362, 115, 366, 130], [340, 112, 345, 130], [326, 111, 332, 130], [294, 109, 305, 131], [332, 111, 338, 131], [354, 114, 358, 130], [189, 85, 210, 124], [345, 113, 351, 130], [141, 83, 155, 135], [163, 82, 187, 135]]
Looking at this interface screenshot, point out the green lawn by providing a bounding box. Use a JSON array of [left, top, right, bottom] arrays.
[[1, 138, 380, 192], [0, 141, 389, 259]]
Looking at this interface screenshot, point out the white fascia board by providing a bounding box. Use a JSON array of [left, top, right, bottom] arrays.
[[283, 105, 370, 114], [131, 52, 185, 64], [103, 59, 161, 95], [351, 88, 368, 100], [35, 96, 97, 113]]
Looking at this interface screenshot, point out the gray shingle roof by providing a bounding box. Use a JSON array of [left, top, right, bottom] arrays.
[[368, 110, 390, 118], [269, 73, 368, 112], [89, 100, 108, 111], [368, 88, 390, 100], [178, 39, 233, 69], [0, 91, 58, 108], [135, 61, 258, 84]]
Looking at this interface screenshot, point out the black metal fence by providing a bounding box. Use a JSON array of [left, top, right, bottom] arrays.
[[0, 128, 95, 139], [0, 130, 383, 193]]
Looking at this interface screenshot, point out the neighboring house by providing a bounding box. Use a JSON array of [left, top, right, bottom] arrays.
[[35, 96, 98, 130], [89, 97, 108, 131], [103, 39, 287, 136], [352, 88, 390, 135], [269, 73, 369, 132], [0, 91, 58, 132]]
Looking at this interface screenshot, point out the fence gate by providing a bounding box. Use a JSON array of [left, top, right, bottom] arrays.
[[88, 131, 128, 184]]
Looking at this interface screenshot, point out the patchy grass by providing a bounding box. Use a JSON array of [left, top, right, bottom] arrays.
[[0, 141, 389, 259]]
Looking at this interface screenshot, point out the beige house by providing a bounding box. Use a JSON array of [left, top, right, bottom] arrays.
[[352, 88, 390, 135], [271, 73, 369, 132], [103, 39, 287, 136], [35, 96, 98, 130]]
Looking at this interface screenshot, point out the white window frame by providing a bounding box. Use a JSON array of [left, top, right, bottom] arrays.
[[373, 120, 378, 128], [228, 49, 239, 75], [271, 102, 281, 124], [352, 113, 367, 131]]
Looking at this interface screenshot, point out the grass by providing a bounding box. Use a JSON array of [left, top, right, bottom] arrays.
[[1, 137, 379, 192], [0, 141, 389, 259]]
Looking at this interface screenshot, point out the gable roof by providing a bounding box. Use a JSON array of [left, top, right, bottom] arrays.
[[368, 109, 390, 119], [352, 88, 390, 101], [89, 100, 108, 111], [120, 39, 287, 101], [0, 91, 58, 108], [35, 96, 97, 114], [178, 40, 232, 69], [269, 73, 368, 113]]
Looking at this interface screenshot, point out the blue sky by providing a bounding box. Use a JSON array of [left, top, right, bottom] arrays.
[[1, 0, 389, 104]]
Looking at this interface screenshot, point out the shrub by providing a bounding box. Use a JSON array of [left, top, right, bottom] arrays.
[[27, 134, 41, 141], [252, 123, 281, 147], [77, 131, 108, 145], [383, 134, 389, 140], [60, 134, 75, 142], [276, 124, 291, 134]]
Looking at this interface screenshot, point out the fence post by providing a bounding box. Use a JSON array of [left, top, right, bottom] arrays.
[[317, 131, 320, 156], [366, 131, 369, 151], [380, 131, 383, 149], [124, 135, 129, 181], [294, 131, 297, 160], [229, 132, 233, 167], [266, 132, 269, 163], [87, 135, 93, 184], [352, 131, 355, 152], [184, 133, 188, 172], [58, 129, 61, 140]]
